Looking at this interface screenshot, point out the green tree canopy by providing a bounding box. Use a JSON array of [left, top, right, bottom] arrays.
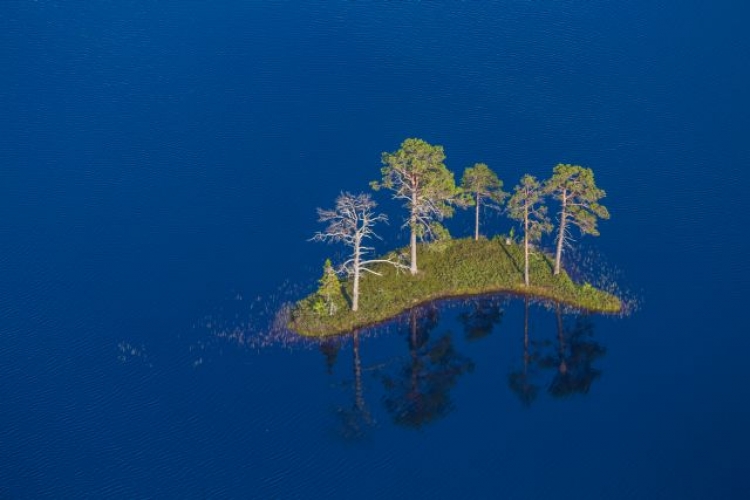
[[313, 259, 344, 316], [460, 162, 507, 240], [372, 138, 459, 274], [507, 175, 552, 287], [544, 164, 610, 275]]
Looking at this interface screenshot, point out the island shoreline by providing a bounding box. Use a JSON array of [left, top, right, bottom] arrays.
[[288, 238, 622, 338], [292, 287, 620, 338]]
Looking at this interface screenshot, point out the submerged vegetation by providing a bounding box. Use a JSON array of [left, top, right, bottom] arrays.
[[289, 137, 621, 337]]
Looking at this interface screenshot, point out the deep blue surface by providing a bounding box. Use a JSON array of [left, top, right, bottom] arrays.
[[2, 1, 749, 498]]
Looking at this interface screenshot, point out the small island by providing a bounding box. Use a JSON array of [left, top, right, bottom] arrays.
[[288, 138, 620, 338]]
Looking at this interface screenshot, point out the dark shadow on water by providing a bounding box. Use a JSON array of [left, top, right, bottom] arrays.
[[334, 331, 376, 440], [508, 297, 540, 407], [320, 331, 378, 441], [319, 338, 342, 376], [458, 297, 504, 341], [508, 299, 606, 407], [543, 304, 605, 398], [381, 306, 475, 429], [306, 295, 609, 436]]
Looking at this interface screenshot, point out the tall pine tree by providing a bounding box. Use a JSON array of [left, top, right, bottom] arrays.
[[372, 138, 459, 274], [507, 175, 552, 287], [460, 163, 507, 240], [544, 164, 609, 275]]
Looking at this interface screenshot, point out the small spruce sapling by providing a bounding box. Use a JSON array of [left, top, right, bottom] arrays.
[[311, 192, 406, 312], [313, 259, 343, 316]]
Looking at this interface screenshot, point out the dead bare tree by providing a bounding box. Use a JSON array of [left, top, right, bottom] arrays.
[[311, 192, 405, 312]]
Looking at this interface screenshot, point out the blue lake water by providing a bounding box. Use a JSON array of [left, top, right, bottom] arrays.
[[1, 1, 749, 498]]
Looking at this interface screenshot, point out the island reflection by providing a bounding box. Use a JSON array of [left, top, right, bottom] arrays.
[[330, 331, 376, 440], [323, 296, 608, 434], [458, 297, 504, 342], [508, 299, 606, 407], [381, 306, 475, 429], [545, 304, 605, 398]]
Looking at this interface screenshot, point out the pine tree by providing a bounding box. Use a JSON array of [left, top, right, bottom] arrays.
[[507, 175, 552, 287], [460, 163, 507, 240], [371, 138, 459, 275], [544, 164, 610, 275], [314, 259, 343, 316]]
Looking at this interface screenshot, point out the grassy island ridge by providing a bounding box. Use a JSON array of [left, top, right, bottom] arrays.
[[293, 138, 620, 337], [289, 237, 621, 337]]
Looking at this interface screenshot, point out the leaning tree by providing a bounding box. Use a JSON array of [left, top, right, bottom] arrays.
[[507, 175, 552, 287], [460, 163, 507, 240], [544, 164, 610, 275], [311, 192, 404, 312], [371, 138, 459, 275]]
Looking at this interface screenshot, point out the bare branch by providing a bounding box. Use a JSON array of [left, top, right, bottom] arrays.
[[311, 191, 405, 311]]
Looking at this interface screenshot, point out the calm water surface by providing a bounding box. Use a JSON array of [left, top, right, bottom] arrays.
[[1, 1, 749, 498]]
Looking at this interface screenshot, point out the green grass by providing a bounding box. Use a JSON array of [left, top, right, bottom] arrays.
[[288, 237, 621, 337]]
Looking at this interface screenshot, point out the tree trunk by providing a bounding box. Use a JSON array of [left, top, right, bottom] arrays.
[[554, 190, 567, 275], [352, 236, 361, 311], [555, 303, 567, 374], [523, 203, 530, 287], [353, 331, 364, 411], [409, 311, 419, 404], [474, 192, 480, 240], [409, 187, 418, 275], [523, 297, 529, 369]]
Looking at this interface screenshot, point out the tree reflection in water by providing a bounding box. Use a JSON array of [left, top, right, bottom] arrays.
[[509, 300, 607, 406], [323, 331, 376, 440], [544, 304, 606, 398], [319, 338, 341, 376], [322, 298, 607, 431], [458, 297, 504, 341], [382, 306, 475, 429], [508, 297, 539, 407]]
